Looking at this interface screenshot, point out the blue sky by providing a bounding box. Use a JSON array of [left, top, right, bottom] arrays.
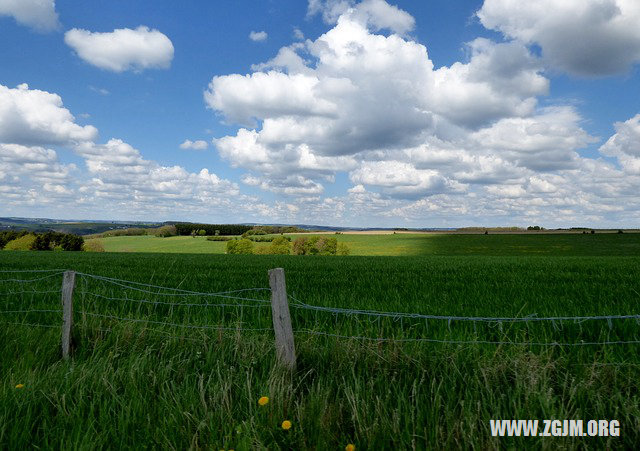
[[1, 0, 639, 227]]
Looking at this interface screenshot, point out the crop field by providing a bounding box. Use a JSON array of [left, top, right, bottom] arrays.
[[86, 231, 640, 256], [1, 240, 640, 449]]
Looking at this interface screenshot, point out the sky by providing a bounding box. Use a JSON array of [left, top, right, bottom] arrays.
[[1, 0, 639, 228]]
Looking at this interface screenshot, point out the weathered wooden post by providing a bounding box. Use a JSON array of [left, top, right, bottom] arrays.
[[268, 268, 296, 370], [61, 270, 76, 360]]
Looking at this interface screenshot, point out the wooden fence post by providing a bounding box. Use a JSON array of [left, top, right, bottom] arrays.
[[61, 270, 76, 360], [268, 268, 296, 370]]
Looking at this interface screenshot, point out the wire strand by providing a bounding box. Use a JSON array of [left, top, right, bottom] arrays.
[[295, 329, 640, 346], [77, 272, 270, 298], [289, 296, 640, 323], [0, 273, 64, 283], [77, 290, 270, 308]]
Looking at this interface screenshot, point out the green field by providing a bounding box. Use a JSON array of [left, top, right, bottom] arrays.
[[88, 232, 640, 256], [1, 236, 640, 449]]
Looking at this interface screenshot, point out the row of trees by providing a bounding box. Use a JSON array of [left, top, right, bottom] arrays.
[[0, 231, 28, 249], [0, 231, 84, 251], [226, 236, 350, 255], [173, 223, 253, 236]]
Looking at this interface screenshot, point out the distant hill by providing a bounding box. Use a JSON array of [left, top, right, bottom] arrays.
[[0, 217, 162, 236], [1, 217, 457, 235]]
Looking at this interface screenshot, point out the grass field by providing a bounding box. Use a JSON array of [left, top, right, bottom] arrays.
[[1, 236, 640, 449], [87, 232, 640, 256]]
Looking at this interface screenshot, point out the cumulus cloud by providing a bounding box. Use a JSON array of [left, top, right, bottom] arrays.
[[0, 83, 98, 146], [206, 3, 554, 198], [600, 114, 640, 174], [308, 0, 415, 35], [0, 0, 60, 32], [469, 107, 596, 171], [477, 0, 640, 76], [0, 143, 76, 207], [179, 139, 208, 150], [0, 83, 256, 220], [249, 30, 268, 41], [198, 0, 640, 227], [64, 26, 174, 72], [431, 38, 548, 128], [63, 138, 246, 219]]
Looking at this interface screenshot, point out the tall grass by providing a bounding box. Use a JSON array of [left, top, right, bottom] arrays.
[[1, 251, 640, 449]]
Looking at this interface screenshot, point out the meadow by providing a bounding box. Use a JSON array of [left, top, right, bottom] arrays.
[[1, 235, 640, 449]]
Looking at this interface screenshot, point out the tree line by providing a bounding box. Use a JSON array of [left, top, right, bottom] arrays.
[[0, 231, 84, 251]]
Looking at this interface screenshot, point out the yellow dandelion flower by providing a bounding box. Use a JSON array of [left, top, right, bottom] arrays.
[[281, 420, 292, 430], [15, 384, 24, 389], [258, 396, 269, 406], [346, 444, 356, 451]]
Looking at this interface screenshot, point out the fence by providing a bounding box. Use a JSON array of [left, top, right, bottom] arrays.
[[2, 268, 640, 370]]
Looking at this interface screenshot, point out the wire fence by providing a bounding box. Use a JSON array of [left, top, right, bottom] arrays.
[[1, 268, 640, 349]]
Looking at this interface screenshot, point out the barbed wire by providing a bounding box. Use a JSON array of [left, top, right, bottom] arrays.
[[289, 295, 640, 324], [0, 272, 65, 283], [77, 273, 271, 302], [78, 290, 271, 309], [77, 272, 269, 295], [3, 269, 640, 348], [77, 311, 273, 332], [0, 269, 67, 273], [295, 329, 640, 346]]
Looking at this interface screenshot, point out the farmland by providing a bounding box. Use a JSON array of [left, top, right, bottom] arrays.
[[86, 231, 640, 256], [1, 236, 640, 449]]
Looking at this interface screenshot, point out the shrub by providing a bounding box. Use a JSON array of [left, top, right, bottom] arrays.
[[60, 234, 84, 251], [0, 231, 28, 249], [226, 238, 254, 254], [83, 239, 105, 252], [337, 242, 350, 255], [198, 229, 206, 236], [4, 234, 36, 251], [153, 225, 177, 237], [100, 228, 148, 237], [206, 236, 233, 241], [292, 236, 339, 255], [269, 236, 292, 255], [316, 237, 338, 255], [248, 236, 275, 242]]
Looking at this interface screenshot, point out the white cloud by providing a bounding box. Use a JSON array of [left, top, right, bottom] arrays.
[[432, 38, 548, 128], [0, 0, 60, 32], [293, 27, 305, 40], [0, 143, 76, 205], [249, 30, 268, 41], [72, 139, 242, 212], [470, 107, 596, 171], [207, 5, 555, 198], [0, 83, 98, 146], [64, 26, 174, 72], [350, 161, 462, 198], [199, 2, 640, 227], [205, 71, 338, 127], [600, 114, 640, 174], [308, 0, 415, 35], [179, 139, 208, 150], [477, 0, 640, 76]]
